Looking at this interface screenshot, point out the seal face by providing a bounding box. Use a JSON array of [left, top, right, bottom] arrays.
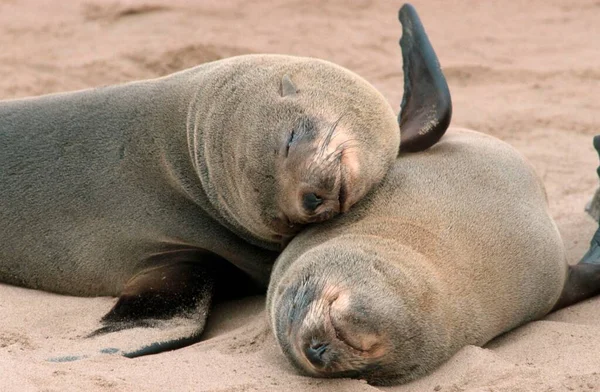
[[185, 56, 405, 247], [267, 91, 398, 242], [271, 252, 403, 382], [272, 109, 386, 236]]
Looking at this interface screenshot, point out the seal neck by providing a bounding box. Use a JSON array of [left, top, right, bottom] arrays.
[[157, 65, 281, 252]]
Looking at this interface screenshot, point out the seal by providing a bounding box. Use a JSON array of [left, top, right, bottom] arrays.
[[0, 13, 451, 356], [266, 4, 600, 386], [268, 128, 600, 385]]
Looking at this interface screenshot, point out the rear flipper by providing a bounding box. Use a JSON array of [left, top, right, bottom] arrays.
[[553, 136, 600, 312], [552, 262, 600, 312], [48, 250, 217, 361], [585, 136, 600, 220], [585, 187, 600, 221]]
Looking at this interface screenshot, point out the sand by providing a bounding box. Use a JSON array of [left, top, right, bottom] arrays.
[[1, 0, 600, 391]]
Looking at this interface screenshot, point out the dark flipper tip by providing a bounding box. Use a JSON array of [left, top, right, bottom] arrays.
[[398, 3, 452, 153], [592, 135, 600, 179]]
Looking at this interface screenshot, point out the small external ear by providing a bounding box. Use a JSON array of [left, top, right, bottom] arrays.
[[398, 3, 452, 153], [281, 74, 298, 97]]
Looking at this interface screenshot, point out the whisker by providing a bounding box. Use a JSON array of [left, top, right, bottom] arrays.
[[318, 113, 345, 158]]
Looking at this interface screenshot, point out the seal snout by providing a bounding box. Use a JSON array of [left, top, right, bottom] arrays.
[[278, 119, 362, 229], [300, 191, 336, 222], [303, 340, 329, 368], [302, 192, 324, 213], [279, 284, 387, 380], [280, 184, 342, 229]]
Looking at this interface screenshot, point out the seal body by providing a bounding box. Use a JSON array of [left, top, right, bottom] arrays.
[[267, 128, 568, 385], [0, 54, 403, 296]]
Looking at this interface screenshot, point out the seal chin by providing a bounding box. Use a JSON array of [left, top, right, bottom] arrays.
[[271, 213, 301, 234], [279, 284, 388, 383]]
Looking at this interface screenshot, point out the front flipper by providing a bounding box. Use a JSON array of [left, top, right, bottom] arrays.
[[93, 255, 215, 357], [49, 250, 218, 362], [397, 3, 452, 153], [585, 188, 600, 221]]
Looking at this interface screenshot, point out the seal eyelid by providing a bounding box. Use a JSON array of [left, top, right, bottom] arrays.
[[285, 129, 296, 157]]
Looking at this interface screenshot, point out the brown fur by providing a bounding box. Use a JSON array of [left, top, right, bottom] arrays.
[[267, 128, 568, 385]]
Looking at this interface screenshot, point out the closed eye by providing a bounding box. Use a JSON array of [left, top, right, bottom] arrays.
[[285, 129, 296, 157]]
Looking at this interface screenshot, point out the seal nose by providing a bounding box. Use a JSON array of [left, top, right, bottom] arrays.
[[298, 191, 339, 224], [304, 341, 329, 367], [302, 192, 323, 213]]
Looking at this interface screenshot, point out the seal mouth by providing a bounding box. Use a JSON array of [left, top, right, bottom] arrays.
[[327, 294, 382, 358], [271, 213, 302, 238], [329, 309, 369, 355], [337, 173, 348, 213]]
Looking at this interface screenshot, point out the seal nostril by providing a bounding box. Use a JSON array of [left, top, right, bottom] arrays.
[[304, 341, 329, 367], [303, 193, 323, 213]]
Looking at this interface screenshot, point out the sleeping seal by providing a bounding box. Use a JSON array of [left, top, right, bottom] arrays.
[[267, 4, 600, 385], [0, 8, 451, 355]]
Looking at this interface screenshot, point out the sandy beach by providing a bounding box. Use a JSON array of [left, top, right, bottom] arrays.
[[1, 1, 600, 391]]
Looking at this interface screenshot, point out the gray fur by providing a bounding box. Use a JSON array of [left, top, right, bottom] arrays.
[[267, 128, 567, 385], [0, 54, 400, 296]]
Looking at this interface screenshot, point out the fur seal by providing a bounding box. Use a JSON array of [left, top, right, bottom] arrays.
[[0, 14, 451, 355], [267, 4, 600, 386]]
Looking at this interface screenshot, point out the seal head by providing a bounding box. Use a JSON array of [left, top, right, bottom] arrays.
[[268, 242, 439, 385], [189, 56, 403, 247]]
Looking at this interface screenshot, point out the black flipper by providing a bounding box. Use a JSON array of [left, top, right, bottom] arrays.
[[552, 258, 600, 312], [96, 259, 213, 332], [92, 250, 217, 357], [45, 250, 219, 362], [584, 136, 600, 220], [398, 3, 452, 153], [552, 136, 600, 311]]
